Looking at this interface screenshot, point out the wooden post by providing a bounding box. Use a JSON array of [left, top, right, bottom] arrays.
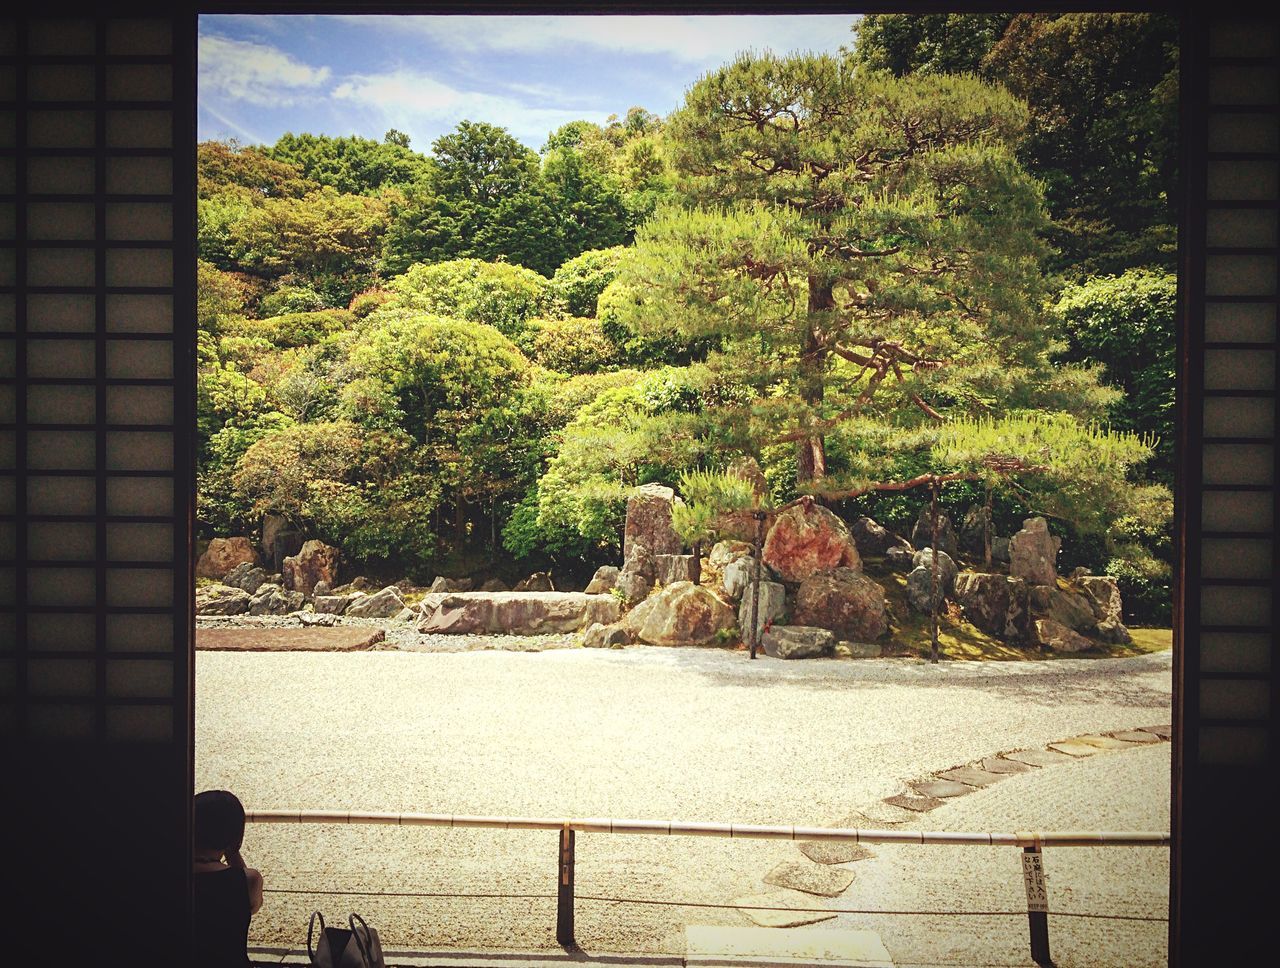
[[556, 825, 576, 948], [929, 480, 940, 664], [1022, 845, 1052, 966]]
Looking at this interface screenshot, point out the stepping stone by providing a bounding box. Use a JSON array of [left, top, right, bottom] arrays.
[[686, 925, 893, 967], [884, 793, 945, 813], [937, 766, 1005, 787], [1004, 748, 1076, 767], [799, 841, 876, 865], [1076, 734, 1141, 750], [731, 891, 836, 928], [837, 807, 911, 827], [913, 778, 973, 798], [764, 860, 856, 897], [982, 757, 1034, 774], [1112, 730, 1162, 744], [1138, 724, 1173, 738], [196, 627, 385, 652], [1048, 739, 1102, 757]]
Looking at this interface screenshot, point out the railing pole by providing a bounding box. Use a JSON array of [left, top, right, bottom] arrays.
[[556, 824, 577, 949], [1022, 845, 1052, 966]]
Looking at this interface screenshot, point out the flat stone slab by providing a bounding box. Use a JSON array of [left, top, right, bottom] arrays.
[[981, 756, 1034, 774], [937, 766, 1005, 787], [686, 925, 892, 967], [1139, 724, 1173, 738], [798, 841, 876, 865], [764, 860, 856, 897], [883, 793, 946, 813], [1076, 734, 1141, 750], [913, 778, 973, 798], [418, 591, 620, 635], [1048, 739, 1103, 757], [1004, 747, 1076, 767], [1111, 730, 1162, 744], [196, 627, 385, 652], [731, 891, 836, 928]]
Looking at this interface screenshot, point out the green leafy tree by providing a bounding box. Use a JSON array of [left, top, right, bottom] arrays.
[[1052, 268, 1176, 482], [619, 53, 1079, 487], [266, 132, 433, 195], [198, 140, 315, 200], [849, 14, 1013, 77], [549, 246, 627, 317], [384, 259, 555, 342]]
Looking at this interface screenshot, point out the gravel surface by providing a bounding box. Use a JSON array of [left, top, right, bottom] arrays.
[[195, 637, 1171, 961]]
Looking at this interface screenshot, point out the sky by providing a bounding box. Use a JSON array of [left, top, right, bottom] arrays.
[[198, 14, 858, 153]]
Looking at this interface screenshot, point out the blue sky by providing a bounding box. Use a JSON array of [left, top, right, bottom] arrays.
[[199, 14, 859, 153]]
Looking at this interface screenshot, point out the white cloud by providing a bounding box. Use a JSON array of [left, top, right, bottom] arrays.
[[199, 34, 332, 107], [339, 14, 851, 66], [332, 69, 610, 147]]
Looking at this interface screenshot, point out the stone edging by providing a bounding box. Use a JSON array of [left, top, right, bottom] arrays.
[[735, 724, 1172, 928]]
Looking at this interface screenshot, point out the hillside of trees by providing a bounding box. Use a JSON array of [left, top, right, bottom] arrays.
[[197, 13, 1177, 621]]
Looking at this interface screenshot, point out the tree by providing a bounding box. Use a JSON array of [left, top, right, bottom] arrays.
[[383, 259, 555, 343], [849, 13, 1012, 77], [1052, 268, 1177, 483], [267, 132, 433, 194], [617, 53, 1075, 488], [983, 13, 1179, 276], [431, 120, 539, 205], [198, 140, 315, 200]]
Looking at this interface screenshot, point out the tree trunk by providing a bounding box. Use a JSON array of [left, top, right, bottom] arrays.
[[929, 481, 940, 664], [797, 280, 831, 484], [691, 540, 702, 586], [983, 482, 994, 569], [454, 497, 466, 547]]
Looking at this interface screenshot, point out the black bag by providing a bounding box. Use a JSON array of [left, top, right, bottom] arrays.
[[307, 911, 386, 968]]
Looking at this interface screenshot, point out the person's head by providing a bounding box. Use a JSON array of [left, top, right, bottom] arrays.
[[194, 790, 245, 855]]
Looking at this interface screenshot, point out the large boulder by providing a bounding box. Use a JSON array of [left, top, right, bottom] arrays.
[[582, 622, 631, 649], [912, 548, 958, 595], [739, 580, 786, 642], [885, 545, 915, 572], [584, 566, 620, 595], [910, 508, 957, 557], [346, 586, 406, 618], [479, 578, 509, 592], [418, 592, 620, 635], [221, 561, 268, 595], [708, 540, 754, 569], [196, 584, 250, 616], [722, 556, 767, 600], [1033, 585, 1097, 634], [793, 567, 888, 641], [762, 626, 834, 660], [261, 512, 304, 573], [762, 500, 861, 583], [624, 483, 683, 560], [655, 554, 697, 585], [851, 516, 912, 557], [513, 572, 555, 592], [282, 540, 339, 596], [196, 537, 259, 580], [1008, 517, 1060, 586], [1078, 576, 1130, 643], [953, 573, 1029, 641], [430, 576, 474, 593], [1033, 618, 1093, 653], [959, 505, 993, 558], [314, 593, 361, 615], [614, 570, 652, 606], [621, 581, 736, 646], [247, 583, 306, 616], [992, 535, 1011, 563], [907, 566, 946, 614]]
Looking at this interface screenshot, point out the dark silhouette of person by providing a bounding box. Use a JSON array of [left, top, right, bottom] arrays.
[[193, 790, 264, 968]]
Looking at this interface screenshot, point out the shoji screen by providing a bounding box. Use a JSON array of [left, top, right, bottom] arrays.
[[1176, 10, 1277, 965], [0, 9, 194, 965]]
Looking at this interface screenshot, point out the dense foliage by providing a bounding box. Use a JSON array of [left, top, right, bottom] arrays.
[[196, 24, 1178, 616]]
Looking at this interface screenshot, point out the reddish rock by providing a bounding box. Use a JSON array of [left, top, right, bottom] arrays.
[[1033, 618, 1093, 653], [195, 537, 259, 580], [281, 539, 339, 596], [624, 483, 683, 559], [622, 581, 736, 646], [793, 567, 888, 641], [763, 500, 861, 583]]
